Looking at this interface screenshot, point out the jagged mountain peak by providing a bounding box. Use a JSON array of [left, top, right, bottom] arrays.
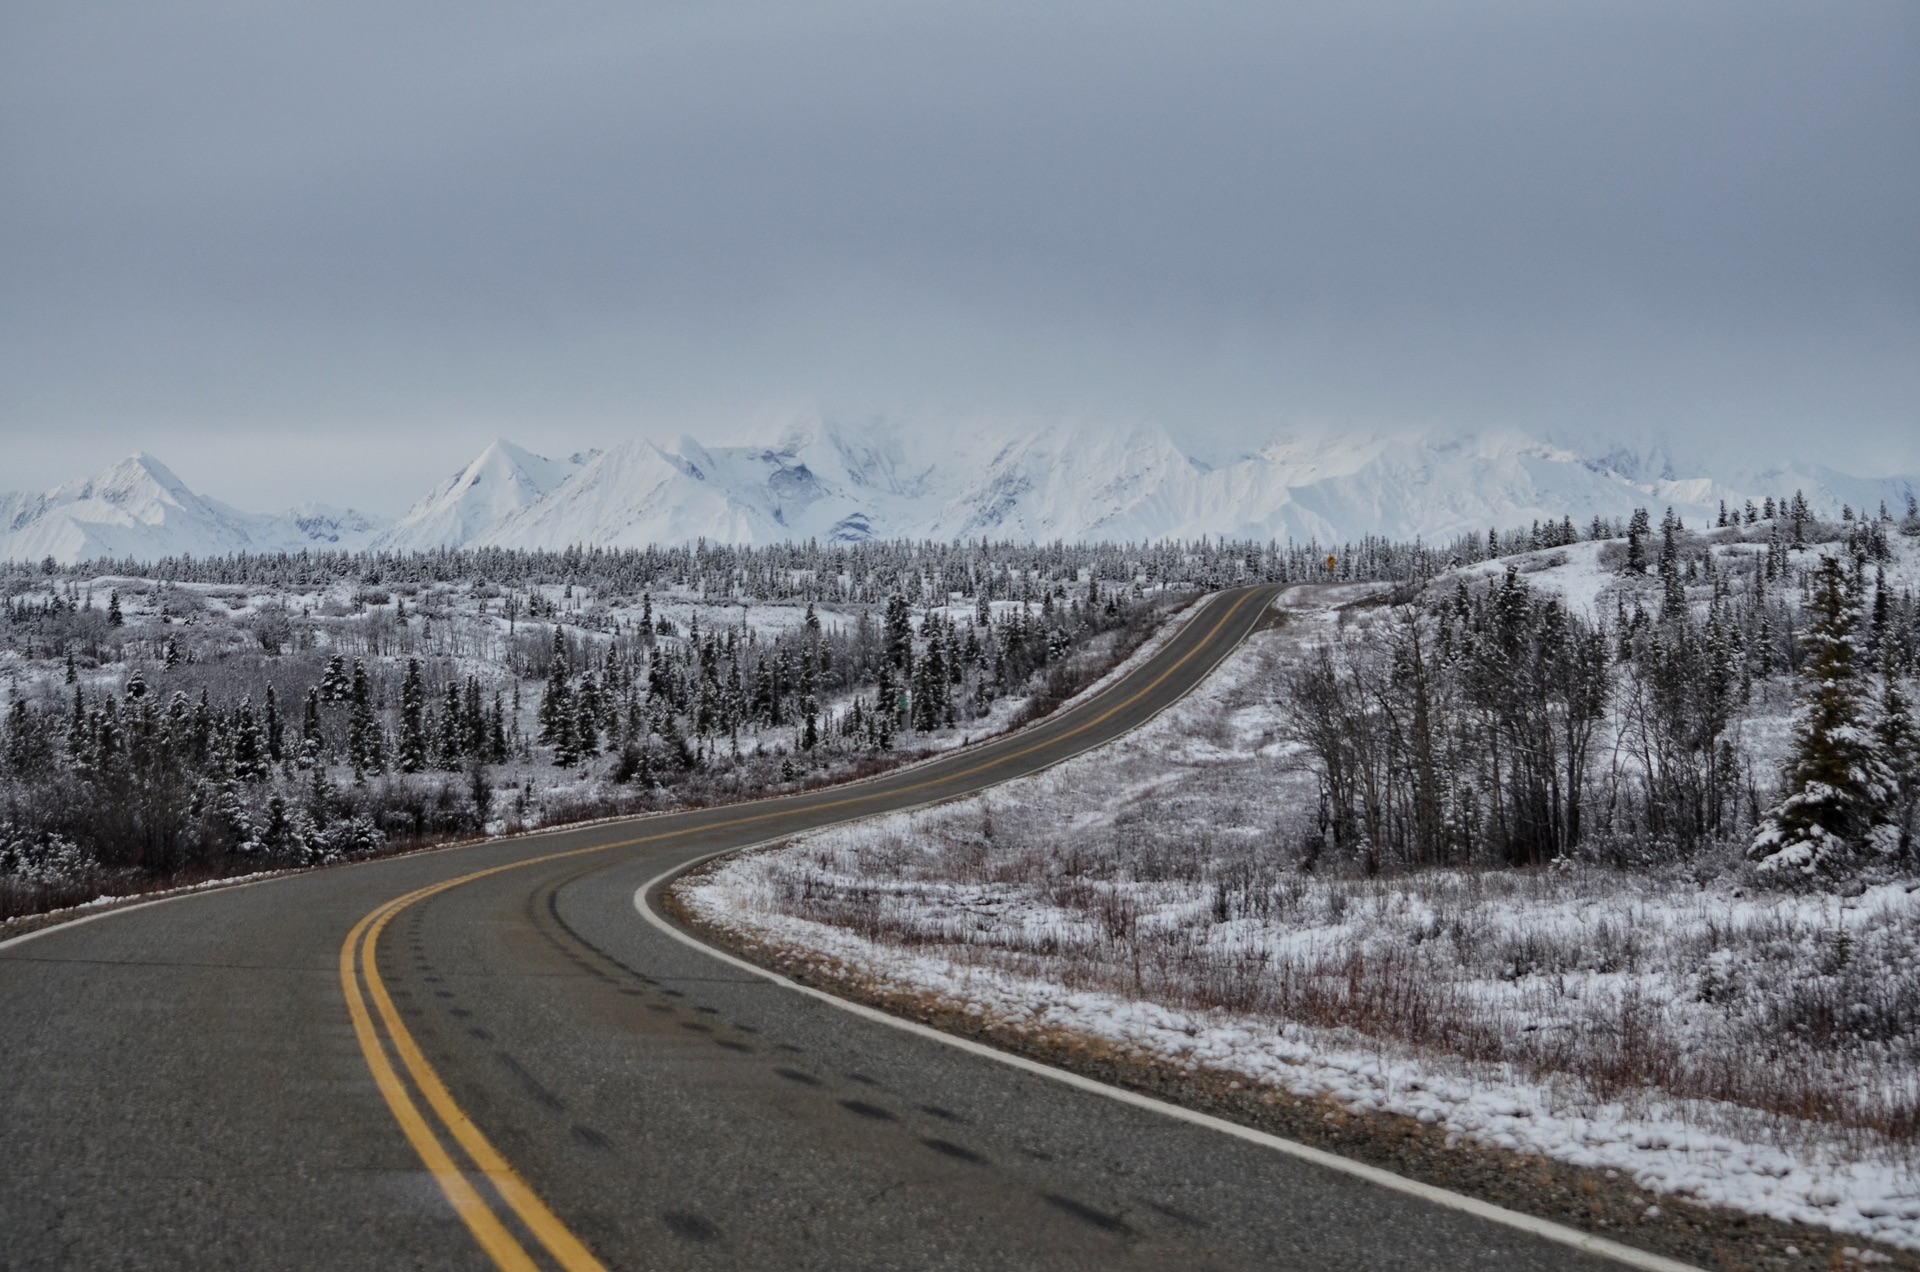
[[52, 452, 196, 510], [374, 440, 587, 551], [0, 453, 388, 563]]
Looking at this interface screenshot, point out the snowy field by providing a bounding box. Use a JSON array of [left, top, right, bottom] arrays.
[[679, 574, 1920, 1252]]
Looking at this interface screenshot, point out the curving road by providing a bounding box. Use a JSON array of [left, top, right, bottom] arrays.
[[0, 585, 1642, 1270]]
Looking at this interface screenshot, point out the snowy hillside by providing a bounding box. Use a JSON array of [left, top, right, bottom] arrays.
[[0, 454, 387, 564], [3, 424, 1914, 563]]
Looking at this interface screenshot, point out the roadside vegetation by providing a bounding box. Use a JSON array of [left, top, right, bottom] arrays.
[[0, 535, 1420, 924], [679, 494, 1920, 1253]]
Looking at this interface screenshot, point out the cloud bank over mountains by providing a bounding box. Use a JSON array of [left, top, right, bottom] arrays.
[[2, 422, 1913, 565]]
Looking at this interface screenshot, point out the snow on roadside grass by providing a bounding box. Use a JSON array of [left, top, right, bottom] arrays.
[[685, 894, 1920, 1249], [678, 588, 1920, 1252]]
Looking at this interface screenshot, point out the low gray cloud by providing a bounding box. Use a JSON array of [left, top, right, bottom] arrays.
[[2, 1, 1914, 513]]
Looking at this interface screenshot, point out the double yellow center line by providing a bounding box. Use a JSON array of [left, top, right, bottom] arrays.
[[341, 862, 612, 1271], [338, 586, 1267, 1269]]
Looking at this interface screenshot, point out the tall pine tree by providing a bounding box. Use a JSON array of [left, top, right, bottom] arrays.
[[1750, 557, 1895, 881], [397, 659, 427, 773]]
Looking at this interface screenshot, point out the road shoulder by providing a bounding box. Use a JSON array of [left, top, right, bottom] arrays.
[[661, 880, 1917, 1272]]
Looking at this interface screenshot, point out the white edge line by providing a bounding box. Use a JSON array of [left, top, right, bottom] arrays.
[[0, 814, 621, 955], [0, 879, 279, 953], [626, 586, 1705, 1272], [635, 868, 1700, 1272]]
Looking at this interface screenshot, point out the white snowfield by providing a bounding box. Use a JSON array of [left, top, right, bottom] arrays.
[[680, 580, 1920, 1253], [4, 420, 1914, 562]]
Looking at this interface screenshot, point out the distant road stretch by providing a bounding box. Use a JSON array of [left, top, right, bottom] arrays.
[[1, 584, 1628, 1270]]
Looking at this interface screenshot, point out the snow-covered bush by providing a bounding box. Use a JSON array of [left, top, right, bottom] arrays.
[[0, 826, 92, 888]]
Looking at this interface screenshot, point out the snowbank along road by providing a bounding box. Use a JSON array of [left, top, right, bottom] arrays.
[[1, 584, 1669, 1270]]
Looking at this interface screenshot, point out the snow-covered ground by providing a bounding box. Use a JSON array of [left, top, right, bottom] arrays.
[[678, 581, 1920, 1252], [1453, 525, 1920, 624]]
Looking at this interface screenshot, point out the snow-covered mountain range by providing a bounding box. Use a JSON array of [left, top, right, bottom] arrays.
[[0, 453, 381, 564], [3, 422, 1913, 563]]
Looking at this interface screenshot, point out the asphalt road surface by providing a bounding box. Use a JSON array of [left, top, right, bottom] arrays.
[[1, 585, 1641, 1270]]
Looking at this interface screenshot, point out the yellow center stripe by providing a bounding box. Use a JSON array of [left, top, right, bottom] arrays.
[[340, 900, 546, 1271], [339, 586, 1267, 1269]]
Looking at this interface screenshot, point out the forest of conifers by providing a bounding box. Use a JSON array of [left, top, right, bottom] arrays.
[[3, 503, 1916, 923]]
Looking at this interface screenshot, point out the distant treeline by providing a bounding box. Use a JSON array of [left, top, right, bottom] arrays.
[[4, 534, 1450, 599]]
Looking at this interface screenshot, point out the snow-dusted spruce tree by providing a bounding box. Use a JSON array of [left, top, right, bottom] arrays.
[[1624, 507, 1652, 575], [397, 658, 427, 773], [1879, 656, 1919, 863], [1749, 556, 1898, 882], [1656, 506, 1685, 617]]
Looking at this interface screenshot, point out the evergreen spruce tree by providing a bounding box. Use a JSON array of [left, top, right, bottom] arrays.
[[319, 653, 349, 703], [574, 692, 601, 759], [1878, 654, 1918, 863], [1658, 507, 1685, 617], [397, 659, 426, 773], [67, 684, 85, 758], [231, 697, 267, 782], [305, 759, 334, 831], [347, 659, 384, 778], [873, 663, 899, 749], [263, 686, 283, 763], [188, 689, 213, 769], [538, 653, 572, 751], [1625, 508, 1651, 575], [1789, 489, 1812, 547], [1870, 568, 1891, 653], [1750, 557, 1896, 881], [916, 629, 947, 729], [301, 688, 323, 765], [884, 595, 914, 675], [463, 678, 485, 757], [437, 680, 463, 770], [488, 694, 509, 764], [214, 777, 256, 852], [261, 794, 293, 857]]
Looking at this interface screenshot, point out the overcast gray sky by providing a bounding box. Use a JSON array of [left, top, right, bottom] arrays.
[[3, 0, 1915, 514]]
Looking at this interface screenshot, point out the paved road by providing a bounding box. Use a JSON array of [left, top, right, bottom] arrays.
[[0, 585, 1626, 1270]]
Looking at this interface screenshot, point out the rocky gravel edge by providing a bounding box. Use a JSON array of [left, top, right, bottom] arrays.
[[664, 882, 1916, 1272]]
